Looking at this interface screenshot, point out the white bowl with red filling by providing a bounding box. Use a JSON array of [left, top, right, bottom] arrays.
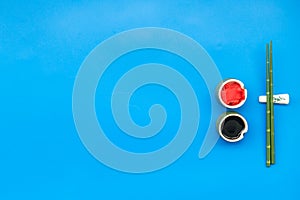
[[217, 79, 247, 109]]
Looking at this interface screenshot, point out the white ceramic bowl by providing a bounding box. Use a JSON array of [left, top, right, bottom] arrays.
[[217, 112, 248, 142], [217, 78, 247, 109]]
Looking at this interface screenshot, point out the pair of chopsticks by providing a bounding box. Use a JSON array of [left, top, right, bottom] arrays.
[[266, 41, 275, 167]]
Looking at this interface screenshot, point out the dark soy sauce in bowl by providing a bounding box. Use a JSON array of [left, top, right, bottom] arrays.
[[220, 115, 247, 141]]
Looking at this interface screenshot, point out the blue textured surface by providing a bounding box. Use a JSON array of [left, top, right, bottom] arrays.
[[1, 1, 300, 199]]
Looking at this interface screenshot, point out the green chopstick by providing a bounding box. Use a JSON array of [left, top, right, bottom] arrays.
[[269, 41, 275, 164], [266, 41, 275, 167], [266, 43, 271, 167]]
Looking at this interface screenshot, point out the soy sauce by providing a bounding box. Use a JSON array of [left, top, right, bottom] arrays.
[[221, 115, 246, 140]]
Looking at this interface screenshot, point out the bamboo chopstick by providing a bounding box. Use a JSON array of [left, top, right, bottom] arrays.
[[266, 43, 271, 167], [266, 41, 275, 167], [269, 41, 275, 164]]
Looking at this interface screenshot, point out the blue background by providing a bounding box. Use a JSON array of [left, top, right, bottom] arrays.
[[1, 0, 300, 199]]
